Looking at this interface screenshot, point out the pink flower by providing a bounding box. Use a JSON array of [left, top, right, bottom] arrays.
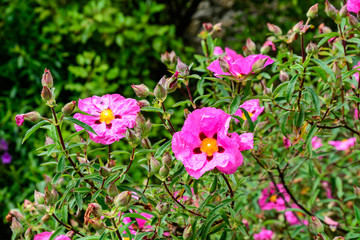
[[352, 62, 360, 88], [2, 152, 12, 164], [324, 216, 339, 231], [285, 204, 309, 225], [355, 108, 359, 120], [73, 94, 140, 145], [329, 138, 356, 151], [235, 99, 264, 121], [263, 41, 276, 51], [172, 107, 254, 179], [283, 137, 291, 148], [15, 114, 24, 126], [213, 46, 243, 61], [122, 210, 154, 235], [258, 183, 290, 211], [311, 137, 323, 150], [348, 0, 360, 13], [321, 181, 333, 199], [254, 228, 274, 240], [34, 232, 70, 240]]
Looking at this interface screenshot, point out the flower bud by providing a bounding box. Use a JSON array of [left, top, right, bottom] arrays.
[[41, 68, 53, 88], [183, 224, 192, 239], [161, 152, 172, 166], [23, 199, 33, 211], [23, 111, 41, 123], [176, 57, 189, 76], [150, 156, 161, 173], [34, 190, 45, 204], [114, 191, 132, 207], [89, 203, 102, 218], [62, 101, 76, 115], [9, 210, 25, 223], [319, 23, 332, 34], [202, 22, 213, 31], [51, 188, 59, 203], [292, 21, 303, 33], [333, 237, 345, 240], [159, 164, 169, 177], [348, 13, 359, 27], [88, 218, 105, 230], [11, 217, 23, 236], [279, 70, 289, 82], [132, 84, 150, 98], [156, 202, 170, 215], [99, 166, 111, 177], [24, 228, 33, 240], [252, 58, 268, 71], [66, 231, 76, 239], [165, 71, 179, 93], [45, 187, 55, 204], [339, 5, 348, 18], [184, 109, 191, 119], [213, 22, 222, 32], [242, 46, 252, 57], [260, 45, 270, 55], [246, 38, 256, 52], [325, 0, 338, 19], [332, 62, 341, 76], [354, 185, 360, 196], [125, 128, 140, 148], [107, 183, 118, 197], [160, 51, 176, 65], [219, 57, 230, 72], [41, 86, 53, 101], [306, 42, 318, 55], [309, 216, 324, 234], [35, 204, 47, 214], [267, 23, 282, 35], [307, 3, 319, 19], [105, 196, 114, 205], [41, 214, 50, 223], [138, 100, 150, 108], [154, 84, 167, 101]]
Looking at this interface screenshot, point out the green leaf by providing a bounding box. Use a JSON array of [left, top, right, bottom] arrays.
[[22, 120, 48, 143], [354, 205, 360, 227], [285, 74, 299, 103], [346, 96, 360, 103], [239, 108, 255, 132], [123, 213, 149, 220], [229, 95, 241, 115], [140, 106, 163, 113], [311, 59, 336, 82], [64, 117, 97, 135], [336, 177, 343, 199], [279, 112, 290, 137], [64, 129, 86, 142], [57, 155, 65, 173], [49, 227, 65, 240], [305, 125, 317, 154], [155, 140, 171, 158], [305, 87, 321, 115], [73, 187, 92, 193]]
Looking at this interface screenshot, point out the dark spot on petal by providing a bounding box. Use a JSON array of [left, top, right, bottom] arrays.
[[227, 133, 232, 138], [251, 110, 256, 114], [207, 155, 213, 161], [100, 101, 103, 104], [199, 132, 207, 140], [193, 147, 202, 154], [95, 120, 101, 124], [115, 115, 121, 119], [218, 146, 225, 153], [213, 133, 218, 140], [106, 123, 112, 129]]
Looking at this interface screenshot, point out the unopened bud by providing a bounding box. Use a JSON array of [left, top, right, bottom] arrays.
[[9, 210, 25, 223], [333, 237, 345, 240], [66, 231, 76, 239], [319, 23, 332, 34], [41, 68, 53, 88], [114, 191, 132, 207], [156, 202, 170, 215], [34, 191, 45, 204], [309, 216, 324, 234], [23, 111, 41, 123], [89, 203, 102, 218], [41, 86, 53, 101], [354, 185, 360, 196], [307, 3, 319, 19], [159, 164, 169, 177], [176, 57, 189, 76], [161, 152, 172, 166], [183, 224, 192, 239], [62, 101, 76, 115], [45, 135, 54, 146], [184, 109, 191, 119], [107, 183, 118, 197], [165, 72, 179, 93], [252, 58, 268, 71], [132, 84, 150, 98], [99, 166, 111, 177], [11, 217, 23, 236], [41, 215, 50, 223], [293, 21, 303, 33], [325, 0, 338, 19], [202, 22, 213, 31], [44, 187, 55, 204], [88, 218, 105, 230], [242, 46, 252, 57], [332, 62, 341, 76], [125, 128, 140, 148], [339, 5, 348, 18], [279, 70, 289, 82], [51, 188, 59, 202], [246, 38, 256, 52], [24, 228, 33, 240], [260, 45, 270, 55], [348, 13, 359, 27], [219, 57, 230, 73], [213, 22, 222, 32], [105, 196, 114, 205], [154, 84, 167, 101], [160, 51, 176, 65], [267, 23, 282, 35], [138, 100, 150, 108], [306, 42, 318, 55], [150, 156, 161, 173], [35, 204, 47, 214], [23, 199, 33, 211]]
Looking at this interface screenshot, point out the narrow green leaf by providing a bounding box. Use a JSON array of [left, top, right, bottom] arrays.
[[229, 95, 241, 115], [57, 155, 65, 173], [346, 96, 360, 103], [279, 112, 290, 137], [285, 74, 299, 103], [305, 87, 321, 115], [155, 140, 171, 158], [239, 108, 255, 132], [140, 106, 163, 113], [64, 117, 97, 135], [354, 205, 360, 227], [123, 213, 149, 221], [311, 59, 336, 82], [64, 129, 86, 142], [49, 227, 65, 240], [73, 187, 92, 193], [22, 120, 48, 143]]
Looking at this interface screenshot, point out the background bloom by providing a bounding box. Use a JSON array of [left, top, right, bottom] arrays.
[[285, 204, 309, 225], [329, 138, 356, 151], [283, 137, 291, 148], [1, 152, 12, 164], [235, 99, 264, 121], [258, 183, 290, 211], [73, 94, 140, 145], [172, 107, 253, 179], [34, 232, 70, 240], [254, 228, 273, 240], [311, 136, 323, 150], [122, 211, 154, 235], [0, 139, 8, 151]]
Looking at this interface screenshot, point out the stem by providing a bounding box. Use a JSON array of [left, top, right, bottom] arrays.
[[111, 218, 122, 240], [156, 112, 173, 135], [221, 173, 234, 208], [186, 83, 196, 109], [113, 148, 135, 183], [297, 34, 306, 111], [52, 214, 85, 237], [163, 181, 206, 218], [161, 104, 176, 133]]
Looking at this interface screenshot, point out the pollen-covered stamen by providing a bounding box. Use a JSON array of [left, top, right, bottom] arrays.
[[99, 108, 115, 124], [200, 138, 218, 157], [269, 194, 277, 203]]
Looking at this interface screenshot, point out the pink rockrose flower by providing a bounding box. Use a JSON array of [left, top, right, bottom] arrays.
[[321, 181, 333, 199], [15, 114, 24, 126], [311, 136, 323, 150], [283, 137, 291, 148], [122, 210, 154, 235], [258, 183, 290, 211], [172, 107, 254, 179], [73, 94, 140, 145], [207, 53, 273, 78], [285, 204, 309, 225], [329, 138, 356, 151], [235, 99, 264, 121], [34, 232, 70, 240], [324, 216, 339, 231], [213, 46, 243, 61], [348, 0, 360, 13], [254, 228, 274, 240], [263, 40, 276, 51]]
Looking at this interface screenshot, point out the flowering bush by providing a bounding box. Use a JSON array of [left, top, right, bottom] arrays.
[[7, 1, 360, 239]]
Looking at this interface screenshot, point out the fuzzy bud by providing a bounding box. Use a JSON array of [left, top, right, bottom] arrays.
[[35, 204, 47, 214], [354, 185, 360, 196], [44, 187, 55, 204], [161, 152, 172, 166], [24, 228, 33, 240], [159, 164, 169, 177], [183, 225, 192, 239], [339, 5, 348, 18], [8, 210, 25, 223], [309, 216, 324, 234], [99, 166, 111, 177], [132, 84, 150, 98], [325, 0, 338, 19], [252, 58, 267, 71], [150, 156, 161, 173], [41, 68, 53, 88], [332, 62, 341, 76], [184, 109, 191, 119], [23, 111, 41, 123], [125, 128, 140, 148], [306, 42, 318, 55], [242, 46, 252, 57], [348, 13, 359, 27], [292, 21, 303, 33], [34, 191, 45, 204], [160, 51, 176, 65], [307, 3, 319, 19], [176, 57, 189, 76], [107, 183, 118, 197], [267, 23, 282, 35], [62, 101, 76, 115], [219, 57, 230, 73], [279, 70, 289, 82], [156, 202, 170, 215], [202, 22, 213, 31], [105, 196, 114, 205], [154, 84, 167, 101], [41, 86, 53, 101], [11, 217, 24, 236], [319, 23, 332, 34], [246, 38, 256, 52], [213, 22, 222, 31], [138, 100, 150, 108], [51, 188, 59, 203], [89, 203, 102, 218], [114, 191, 132, 207], [88, 218, 105, 230], [165, 71, 179, 93], [66, 231, 76, 239]]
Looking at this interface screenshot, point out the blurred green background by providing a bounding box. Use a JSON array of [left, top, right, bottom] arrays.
[[0, 0, 333, 237]]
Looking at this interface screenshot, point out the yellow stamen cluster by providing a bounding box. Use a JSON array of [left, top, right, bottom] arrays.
[[269, 195, 277, 203], [200, 138, 218, 156], [241, 112, 254, 120], [99, 109, 115, 124]]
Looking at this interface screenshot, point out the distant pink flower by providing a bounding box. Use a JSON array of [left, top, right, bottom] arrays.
[[2, 152, 12, 164], [348, 0, 360, 13], [172, 107, 253, 179], [321, 181, 333, 199], [324, 216, 339, 231], [235, 99, 264, 121], [207, 53, 273, 78], [0, 139, 8, 151], [73, 94, 140, 145], [258, 183, 290, 211], [15, 114, 24, 126], [122, 210, 154, 235], [283, 137, 291, 148], [311, 137, 323, 150], [352, 62, 360, 88], [213, 46, 243, 61], [285, 204, 309, 225], [34, 232, 70, 240], [329, 138, 356, 151], [263, 41, 276, 51], [355, 108, 359, 120], [254, 228, 273, 240]]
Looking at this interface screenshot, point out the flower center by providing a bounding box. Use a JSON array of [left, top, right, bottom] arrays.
[[241, 112, 254, 120], [99, 109, 115, 124], [200, 138, 218, 157], [269, 195, 277, 203], [342, 139, 348, 142], [296, 212, 304, 217]]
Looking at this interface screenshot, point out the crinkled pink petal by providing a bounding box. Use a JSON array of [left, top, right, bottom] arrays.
[[348, 0, 360, 13], [329, 138, 356, 151], [230, 132, 254, 151], [15, 114, 24, 126], [254, 228, 274, 240], [311, 136, 323, 150], [324, 216, 339, 227], [213, 46, 224, 56], [225, 47, 243, 61], [235, 99, 265, 122], [34, 232, 71, 240], [258, 183, 290, 211], [285, 205, 308, 225], [207, 59, 230, 77]]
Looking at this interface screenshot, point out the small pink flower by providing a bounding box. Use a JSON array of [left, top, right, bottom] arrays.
[[311, 137, 323, 150], [263, 41, 276, 51], [285, 204, 309, 225], [254, 228, 274, 240], [73, 94, 140, 145], [348, 0, 360, 13], [321, 181, 333, 199], [122, 210, 154, 235], [15, 114, 24, 126], [324, 216, 339, 231], [213, 46, 243, 61], [283, 137, 291, 149], [258, 183, 290, 211], [172, 107, 253, 179], [235, 99, 264, 121], [329, 138, 356, 151], [34, 232, 70, 240], [355, 108, 359, 120], [2, 152, 12, 164], [352, 62, 360, 88]]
